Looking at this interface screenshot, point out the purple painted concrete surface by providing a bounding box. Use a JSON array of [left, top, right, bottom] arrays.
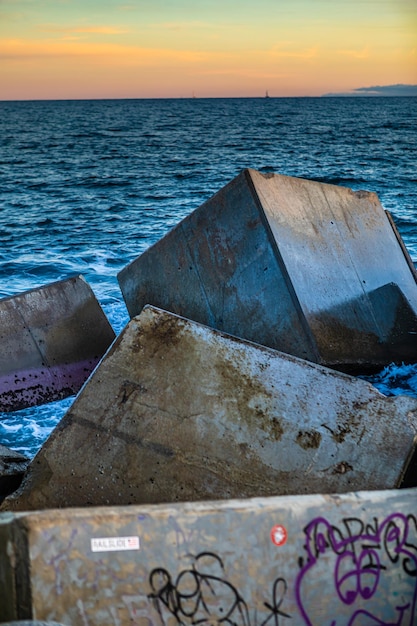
[[0, 276, 116, 413], [0, 358, 102, 413]]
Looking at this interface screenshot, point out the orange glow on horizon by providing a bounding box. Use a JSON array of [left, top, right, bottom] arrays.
[[0, 0, 416, 100]]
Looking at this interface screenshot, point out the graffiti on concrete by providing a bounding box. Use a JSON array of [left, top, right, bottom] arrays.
[[295, 512, 417, 625], [145, 513, 417, 625], [148, 551, 291, 626]]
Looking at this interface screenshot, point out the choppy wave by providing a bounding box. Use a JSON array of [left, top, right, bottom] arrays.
[[361, 363, 417, 397]]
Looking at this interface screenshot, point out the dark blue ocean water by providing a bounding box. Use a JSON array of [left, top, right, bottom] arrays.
[[1, 96, 417, 457]]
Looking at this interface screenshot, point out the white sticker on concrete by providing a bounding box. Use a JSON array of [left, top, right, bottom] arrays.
[[91, 536, 140, 552]]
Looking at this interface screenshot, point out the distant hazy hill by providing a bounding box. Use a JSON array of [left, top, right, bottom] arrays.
[[323, 84, 417, 97]]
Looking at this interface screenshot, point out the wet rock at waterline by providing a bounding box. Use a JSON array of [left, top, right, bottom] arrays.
[[0, 444, 29, 503]]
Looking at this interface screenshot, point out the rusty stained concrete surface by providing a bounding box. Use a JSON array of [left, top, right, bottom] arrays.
[[0, 275, 116, 412], [0, 488, 416, 624], [2, 306, 417, 512], [118, 169, 417, 372]]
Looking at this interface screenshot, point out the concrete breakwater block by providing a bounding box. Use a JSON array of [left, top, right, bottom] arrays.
[[0, 622, 66, 625], [2, 306, 416, 512], [0, 488, 416, 623], [0, 445, 29, 503], [0, 276, 116, 412], [118, 168, 417, 372]]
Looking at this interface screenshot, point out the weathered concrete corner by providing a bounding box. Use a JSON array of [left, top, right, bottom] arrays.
[[0, 488, 416, 623], [118, 169, 417, 372], [118, 169, 318, 364], [0, 275, 116, 412], [0, 444, 29, 503], [3, 306, 416, 512]]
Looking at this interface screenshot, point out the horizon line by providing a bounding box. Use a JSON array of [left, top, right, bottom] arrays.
[[1, 93, 417, 103]]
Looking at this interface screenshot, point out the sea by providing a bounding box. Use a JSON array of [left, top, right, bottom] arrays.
[[1, 96, 416, 458]]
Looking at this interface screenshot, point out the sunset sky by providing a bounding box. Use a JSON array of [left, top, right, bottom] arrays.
[[1, 0, 416, 100]]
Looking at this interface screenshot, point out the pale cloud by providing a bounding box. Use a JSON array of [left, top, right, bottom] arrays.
[[152, 21, 211, 31], [145, 20, 235, 38], [0, 37, 215, 64], [75, 26, 129, 34], [337, 47, 370, 59], [269, 44, 319, 59], [38, 23, 129, 35], [200, 68, 290, 79]]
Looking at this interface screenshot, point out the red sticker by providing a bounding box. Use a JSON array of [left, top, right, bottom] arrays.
[[270, 524, 288, 546]]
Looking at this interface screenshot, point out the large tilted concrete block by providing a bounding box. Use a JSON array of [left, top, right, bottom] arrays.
[[2, 306, 416, 512], [0, 276, 116, 412], [0, 488, 416, 623], [118, 169, 417, 372]]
